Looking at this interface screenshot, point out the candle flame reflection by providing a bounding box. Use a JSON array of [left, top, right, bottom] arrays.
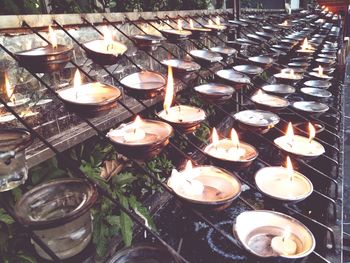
[[49, 25, 58, 48], [308, 122, 315, 143], [163, 66, 174, 113], [177, 20, 183, 31], [5, 73, 15, 104]]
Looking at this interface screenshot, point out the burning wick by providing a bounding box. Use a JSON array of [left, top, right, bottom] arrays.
[[286, 156, 294, 182], [124, 116, 146, 142], [48, 25, 58, 48], [103, 26, 115, 52], [308, 122, 315, 144], [177, 19, 183, 31], [317, 65, 324, 77], [286, 122, 294, 147], [271, 226, 297, 256], [5, 73, 16, 105]]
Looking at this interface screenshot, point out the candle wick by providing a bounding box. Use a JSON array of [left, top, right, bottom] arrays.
[[133, 128, 137, 134]]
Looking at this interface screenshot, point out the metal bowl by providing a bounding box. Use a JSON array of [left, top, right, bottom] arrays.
[[304, 79, 331, 89], [234, 110, 280, 134], [261, 84, 295, 95], [233, 65, 264, 77], [58, 82, 122, 117], [189, 49, 223, 65], [300, 87, 332, 99], [248, 56, 274, 68], [311, 66, 335, 74], [107, 119, 173, 160], [256, 31, 274, 40], [168, 165, 241, 211], [233, 210, 315, 260], [274, 72, 303, 85], [308, 72, 333, 81], [159, 29, 192, 41], [287, 62, 310, 68], [131, 34, 165, 51], [161, 59, 201, 75], [83, 39, 127, 65], [183, 27, 211, 39], [194, 83, 235, 104], [15, 44, 73, 73], [120, 71, 166, 99], [246, 34, 266, 43], [292, 101, 329, 115], [210, 46, 238, 58], [251, 91, 289, 112], [108, 244, 179, 263], [294, 121, 325, 135], [315, 57, 335, 66], [262, 26, 280, 33], [216, 69, 251, 90]]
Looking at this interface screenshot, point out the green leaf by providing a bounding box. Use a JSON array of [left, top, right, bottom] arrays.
[[118, 193, 133, 246], [0, 209, 14, 225], [106, 215, 120, 226], [128, 195, 156, 231], [17, 254, 37, 263], [112, 172, 137, 187]]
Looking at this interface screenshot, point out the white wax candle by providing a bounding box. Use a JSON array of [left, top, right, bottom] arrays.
[[123, 128, 146, 142], [158, 105, 206, 123], [252, 92, 288, 107], [271, 235, 297, 255], [274, 135, 325, 157]]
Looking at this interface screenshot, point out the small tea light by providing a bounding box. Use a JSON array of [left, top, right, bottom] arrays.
[[274, 122, 325, 158], [204, 128, 258, 168], [297, 38, 316, 55], [279, 20, 292, 27], [255, 156, 313, 202], [168, 161, 241, 210], [271, 227, 297, 256], [309, 65, 332, 80], [0, 74, 30, 109], [274, 69, 303, 84], [58, 69, 121, 116], [184, 19, 211, 35], [251, 90, 289, 111], [204, 17, 227, 31], [157, 66, 206, 133], [160, 20, 192, 40], [107, 115, 173, 160]]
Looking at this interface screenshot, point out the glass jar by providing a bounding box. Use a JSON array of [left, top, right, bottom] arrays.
[[0, 128, 32, 192], [15, 178, 98, 260]]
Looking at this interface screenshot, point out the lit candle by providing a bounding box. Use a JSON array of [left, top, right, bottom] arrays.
[[2, 74, 30, 107], [271, 227, 297, 256], [157, 66, 206, 125], [227, 128, 246, 160], [48, 25, 58, 49], [122, 116, 146, 142], [177, 19, 183, 31], [215, 16, 221, 25], [308, 122, 315, 144], [189, 19, 194, 29]]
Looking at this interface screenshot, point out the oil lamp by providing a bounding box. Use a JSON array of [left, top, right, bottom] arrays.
[[255, 156, 313, 202], [183, 19, 211, 39], [297, 38, 316, 56], [58, 69, 121, 117], [1, 74, 30, 108], [251, 89, 289, 111], [168, 160, 241, 211], [107, 115, 173, 160], [84, 26, 127, 65], [234, 210, 315, 259], [309, 65, 332, 80], [274, 69, 303, 85], [159, 19, 192, 41], [204, 17, 227, 31], [274, 122, 325, 159], [204, 128, 258, 169], [14, 25, 73, 73], [279, 20, 292, 28], [157, 66, 206, 133]]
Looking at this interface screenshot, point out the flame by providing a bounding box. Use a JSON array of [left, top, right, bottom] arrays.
[[325, 7, 329, 12], [282, 226, 292, 241], [322, 5, 325, 9], [216, 16, 221, 25], [282, 21, 288, 26], [49, 25, 58, 48], [185, 160, 193, 172], [308, 122, 315, 143], [301, 38, 309, 51], [318, 65, 323, 76], [5, 74, 15, 104], [212, 128, 219, 144], [286, 122, 294, 139], [209, 20, 213, 26], [286, 156, 294, 181], [256, 89, 264, 97], [231, 128, 240, 148], [190, 19, 194, 29], [163, 66, 174, 112], [134, 115, 142, 127], [177, 20, 183, 31], [103, 26, 113, 43], [74, 69, 82, 98]]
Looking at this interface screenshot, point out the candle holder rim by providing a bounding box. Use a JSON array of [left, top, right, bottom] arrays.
[[83, 39, 127, 55], [0, 128, 32, 153], [194, 82, 235, 96], [14, 44, 73, 57], [14, 178, 98, 229], [300, 87, 332, 98], [131, 34, 165, 42], [183, 26, 212, 32], [233, 65, 264, 75], [159, 28, 192, 36], [261, 84, 296, 94], [168, 165, 242, 205], [233, 210, 316, 259], [254, 166, 314, 202], [160, 58, 201, 72], [156, 105, 206, 125], [274, 135, 325, 157], [292, 101, 329, 113], [209, 46, 238, 56], [120, 70, 166, 91], [233, 109, 280, 128], [57, 82, 122, 106], [304, 79, 331, 88], [189, 49, 223, 63], [251, 91, 290, 108], [216, 69, 251, 84]]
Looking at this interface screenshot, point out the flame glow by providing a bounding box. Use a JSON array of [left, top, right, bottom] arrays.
[[209, 20, 213, 26], [282, 21, 288, 26], [177, 20, 183, 31], [231, 128, 240, 149], [185, 160, 193, 172], [103, 26, 113, 43], [5, 74, 15, 104], [325, 7, 329, 12], [308, 122, 315, 143], [212, 128, 219, 144], [134, 115, 142, 127], [74, 69, 82, 98], [286, 156, 294, 181], [163, 66, 174, 112], [301, 38, 309, 51], [318, 65, 323, 76], [216, 16, 221, 25], [189, 19, 194, 29], [49, 25, 58, 48], [286, 122, 294, 139]]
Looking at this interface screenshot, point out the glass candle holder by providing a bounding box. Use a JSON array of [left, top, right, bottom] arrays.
[[15, 178, 98, 260], [0, 128, 32, 192]]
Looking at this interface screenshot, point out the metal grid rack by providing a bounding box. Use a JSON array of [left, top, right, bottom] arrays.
[[0, 7, 344, 263]]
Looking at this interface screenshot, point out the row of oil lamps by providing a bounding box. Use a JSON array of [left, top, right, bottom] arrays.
[[0, 6, 336, 261]]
